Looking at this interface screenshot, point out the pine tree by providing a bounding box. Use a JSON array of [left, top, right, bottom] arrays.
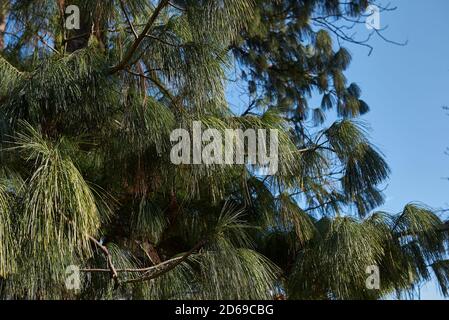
[[0, 0, 448, 299]]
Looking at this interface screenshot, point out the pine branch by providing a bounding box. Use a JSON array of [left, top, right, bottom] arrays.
[[81, 239, 207, 285], [395, 222, 449, 238], [0, 55, 23, 75], [119, 0, 138, 39], [88, 236, 120, 288], [123, 240, 207, 284], [109, 0, 170, 74], [125, 68, 174, 101]]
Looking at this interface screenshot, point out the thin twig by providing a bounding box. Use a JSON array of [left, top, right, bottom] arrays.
[[88, 236, 120, 287], [119, 0, 138, 39], [81, 239, 206, 286]]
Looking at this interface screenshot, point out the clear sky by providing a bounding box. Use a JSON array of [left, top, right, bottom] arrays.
[[343, 0, 449, 299]]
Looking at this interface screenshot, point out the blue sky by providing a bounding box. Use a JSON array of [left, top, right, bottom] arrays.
[[342, 0, 449, 299]]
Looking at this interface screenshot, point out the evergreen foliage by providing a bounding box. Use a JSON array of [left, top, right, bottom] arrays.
[[0, 0, 447, 299]]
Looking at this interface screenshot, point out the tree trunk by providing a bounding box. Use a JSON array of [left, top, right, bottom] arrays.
[[0, 1, 7, 50]]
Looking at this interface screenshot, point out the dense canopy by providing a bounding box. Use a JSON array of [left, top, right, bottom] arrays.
[[0, 0, 448, 299]]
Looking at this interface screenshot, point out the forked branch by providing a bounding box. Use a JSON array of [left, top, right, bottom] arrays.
[[109, 0, 170, 74]]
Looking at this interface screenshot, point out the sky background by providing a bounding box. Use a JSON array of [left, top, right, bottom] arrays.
[[341, 0, 449, 299]]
